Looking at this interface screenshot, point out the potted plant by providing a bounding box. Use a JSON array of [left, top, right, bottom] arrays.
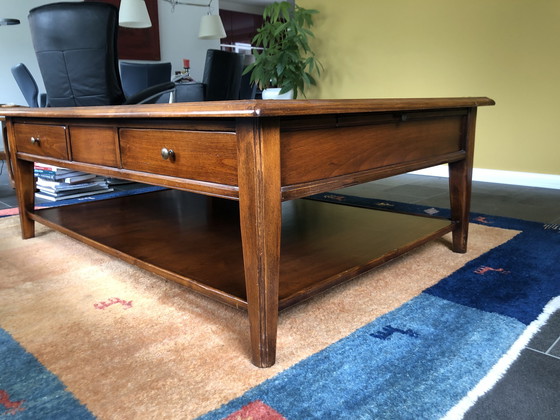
[[244, 1, 322, 99]]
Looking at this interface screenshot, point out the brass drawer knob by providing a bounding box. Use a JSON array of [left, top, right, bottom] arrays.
[[161, 147, 175, 161], [30, 136, 40, 144]]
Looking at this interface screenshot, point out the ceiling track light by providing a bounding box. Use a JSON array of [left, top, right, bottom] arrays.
[[162, 0, 226, 40]]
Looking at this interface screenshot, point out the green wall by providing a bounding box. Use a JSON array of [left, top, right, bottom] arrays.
[[299, 0, 560, 175]]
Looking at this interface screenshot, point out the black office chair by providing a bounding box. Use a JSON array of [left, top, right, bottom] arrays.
[[27, 2, 174, 107], [239, 54, 257, 100], [202, 49, 244, 101], [171, 49, 245, 103], [11, 63, 47, 107], [120, 61, 172, 101]]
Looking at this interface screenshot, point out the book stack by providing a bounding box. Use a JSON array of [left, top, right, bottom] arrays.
[[34, 164, 114, 201]]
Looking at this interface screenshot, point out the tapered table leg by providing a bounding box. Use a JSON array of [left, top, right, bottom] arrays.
[[5, 122, 35, 238], [449, 108, 477, 253], [237, 118, 282, 368], [1, 120, 15, 188]]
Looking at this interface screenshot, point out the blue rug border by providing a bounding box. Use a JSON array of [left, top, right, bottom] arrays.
[[0, 328, 95, 419], [197, 294, 533, 420], [306, 192, 551, 232]]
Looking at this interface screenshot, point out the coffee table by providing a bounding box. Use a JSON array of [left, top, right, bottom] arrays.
[[3, 98, 494, 367]]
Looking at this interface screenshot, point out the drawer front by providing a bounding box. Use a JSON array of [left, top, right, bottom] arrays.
[[13, 123, 68, 160], [281, 116, 463, 185], [69, 126, 119, 167], [120, 129, 238, 185]]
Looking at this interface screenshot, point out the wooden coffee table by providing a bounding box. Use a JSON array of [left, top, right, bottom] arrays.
[[3, 98, 494, 367]]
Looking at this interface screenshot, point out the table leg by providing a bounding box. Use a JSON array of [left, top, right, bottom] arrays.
[[5, 122, 35, 238], [237, 118, 282, 368], [1, 121, 15, 188], [449, 108, 477, 253]]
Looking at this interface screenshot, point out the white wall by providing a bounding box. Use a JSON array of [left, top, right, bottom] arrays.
[[0, 0, 222, 106], [157, 0, 220, 81]]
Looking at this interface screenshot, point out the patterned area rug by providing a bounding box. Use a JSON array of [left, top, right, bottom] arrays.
[[1, 193, 558, 419]]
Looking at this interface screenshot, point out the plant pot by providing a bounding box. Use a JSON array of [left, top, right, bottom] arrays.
[[262, 88, 294, 100]]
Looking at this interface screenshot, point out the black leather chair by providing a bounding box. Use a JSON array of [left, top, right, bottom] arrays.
[[11, 63, 47, 107], [166, 50, 245, 103], [120, 61, 172, 100], [202, 49, 244, 101], [239, 54, 257, 100], [28, 2, 174, 107]]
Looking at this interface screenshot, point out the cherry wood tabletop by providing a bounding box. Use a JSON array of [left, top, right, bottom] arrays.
[[1, 97, 494, 119]]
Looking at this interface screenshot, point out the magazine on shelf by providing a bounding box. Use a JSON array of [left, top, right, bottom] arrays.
[[33, 163, 98, 182], [34, 169, 93, 181], [35, 187, 114, 202], [36, 176, 107, 192], [34, 170, 87, 181], [34, 163, 69, 172], [63, 173, 98, 184]]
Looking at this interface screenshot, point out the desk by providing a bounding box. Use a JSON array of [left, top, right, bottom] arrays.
[[3, 98, 494, 367]]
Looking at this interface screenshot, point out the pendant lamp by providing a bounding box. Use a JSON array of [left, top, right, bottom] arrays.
[[119, 0, 152, 28]]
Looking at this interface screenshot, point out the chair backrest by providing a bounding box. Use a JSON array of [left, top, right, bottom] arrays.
[[202, 49, 244, 101], [28, 2, 125, 107], [11, 63, 40, 107], [239, 54, 257, 100], [120, 62, 172, 99]]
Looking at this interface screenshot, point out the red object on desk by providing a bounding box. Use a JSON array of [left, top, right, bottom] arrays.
[[183, 59, 190, 68]]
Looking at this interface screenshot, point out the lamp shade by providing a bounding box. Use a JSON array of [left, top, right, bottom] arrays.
[[198, 14, 226, 40], [119, 0, 152, 28]]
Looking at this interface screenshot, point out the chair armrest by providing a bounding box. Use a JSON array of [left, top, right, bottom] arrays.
[[174, 83, 205, 102], [123, 82, 176, 105]]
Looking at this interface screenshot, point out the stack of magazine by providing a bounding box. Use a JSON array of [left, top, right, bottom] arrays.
[[34, 164, 113, 201]]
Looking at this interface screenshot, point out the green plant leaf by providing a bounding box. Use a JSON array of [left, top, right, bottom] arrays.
[[248, 1, 323, 97]]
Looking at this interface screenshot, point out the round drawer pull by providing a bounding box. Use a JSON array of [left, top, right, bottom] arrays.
[[30, 136, 40, 144], [161, 147, 175, 161]]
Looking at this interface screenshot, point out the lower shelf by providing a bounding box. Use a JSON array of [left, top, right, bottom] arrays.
[[32, 190, 453, 310]]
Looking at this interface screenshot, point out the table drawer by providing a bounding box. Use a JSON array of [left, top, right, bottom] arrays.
[[281, 116, 463, 185], [120, 128, 238, 185], [69, 126, 119, 167], [13, 123, 68, 160]]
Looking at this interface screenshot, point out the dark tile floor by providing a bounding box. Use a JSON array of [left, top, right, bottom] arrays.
[[2, 162, 559, 418]]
